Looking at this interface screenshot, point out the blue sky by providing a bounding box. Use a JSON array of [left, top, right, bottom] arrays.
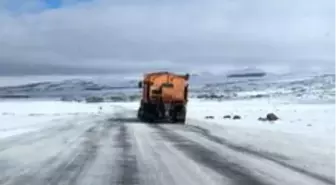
[[44, 0, 92, 9], [0, 0, 334, 76], [2, 0, 92, 12], [44, 0, 62, 9]]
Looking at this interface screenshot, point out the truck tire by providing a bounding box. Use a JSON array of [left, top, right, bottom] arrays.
[[178, 116, 186, 124], [177, 106, 186, 124], [169, 105, 186, 124], [141, 103, 158, 123], [137, 109, 142, 121], [169, 109, 178, 123]]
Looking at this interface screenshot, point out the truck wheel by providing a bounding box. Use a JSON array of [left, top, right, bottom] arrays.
[[168, 108, 177, 123], [176, 116, 186, 124], [169, 106, 186, 124], [142, 103, 157, 124], [137, 108, 143, 120], [177, 106, 186, 124]]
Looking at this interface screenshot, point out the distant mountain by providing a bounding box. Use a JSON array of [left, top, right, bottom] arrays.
[[192, 74, 335, 103], [227, 72, 266, 78], [0, 79, 139, 99], [0, 73, 334, 104], [226, 67, 267, 78]]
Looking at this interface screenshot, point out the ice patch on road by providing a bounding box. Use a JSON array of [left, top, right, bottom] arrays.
[[0, 100, 118, 139], [0, 128, 37, 139], [0, 100, 116, 116]]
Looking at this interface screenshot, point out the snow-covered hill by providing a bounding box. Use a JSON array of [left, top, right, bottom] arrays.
[[0, 79, 137, 92], [0, 73, 334, 104], [0, 79, 139, 99], [192, 74, 335, 103]]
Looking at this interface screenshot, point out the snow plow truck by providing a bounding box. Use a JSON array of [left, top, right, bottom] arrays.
[[137, 71, 189, 124]]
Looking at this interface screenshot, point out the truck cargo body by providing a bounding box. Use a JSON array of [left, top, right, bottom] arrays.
[[137, 71, 189, 124]]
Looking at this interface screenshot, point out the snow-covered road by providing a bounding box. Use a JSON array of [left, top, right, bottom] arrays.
[[0, 102, 334, 185]]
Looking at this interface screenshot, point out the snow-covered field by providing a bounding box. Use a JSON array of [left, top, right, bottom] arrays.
[[188, 99, 335, 137], [0, 98, 334, 185]]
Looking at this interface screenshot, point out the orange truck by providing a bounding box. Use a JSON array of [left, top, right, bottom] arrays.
[[137, 71, 189, 124]]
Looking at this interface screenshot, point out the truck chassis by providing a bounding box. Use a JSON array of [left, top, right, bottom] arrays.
[[137, 100, 186, 124]]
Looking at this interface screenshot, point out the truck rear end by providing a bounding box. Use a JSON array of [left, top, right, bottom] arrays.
[[137, 71, 189, 124]]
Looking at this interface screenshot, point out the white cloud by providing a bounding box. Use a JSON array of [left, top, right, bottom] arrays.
[[0, 0, 334, 76]]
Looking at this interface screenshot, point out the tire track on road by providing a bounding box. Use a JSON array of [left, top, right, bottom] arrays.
[[43, 121, 119, 185], [1, 120, 118, 185], [114, 124, 140, 185], [183, 124, 335, 185], [149, 124, 268, 185], [184, 125, 289, 159], [0, 123, 76, 152], [43, 127, 100, 185], [0, 115, 103, 153]]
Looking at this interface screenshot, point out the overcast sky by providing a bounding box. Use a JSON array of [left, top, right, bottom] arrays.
[[0, 0, 334, 77]]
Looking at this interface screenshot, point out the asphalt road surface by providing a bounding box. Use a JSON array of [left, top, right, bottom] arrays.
[[0, 112, 333, 185]]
